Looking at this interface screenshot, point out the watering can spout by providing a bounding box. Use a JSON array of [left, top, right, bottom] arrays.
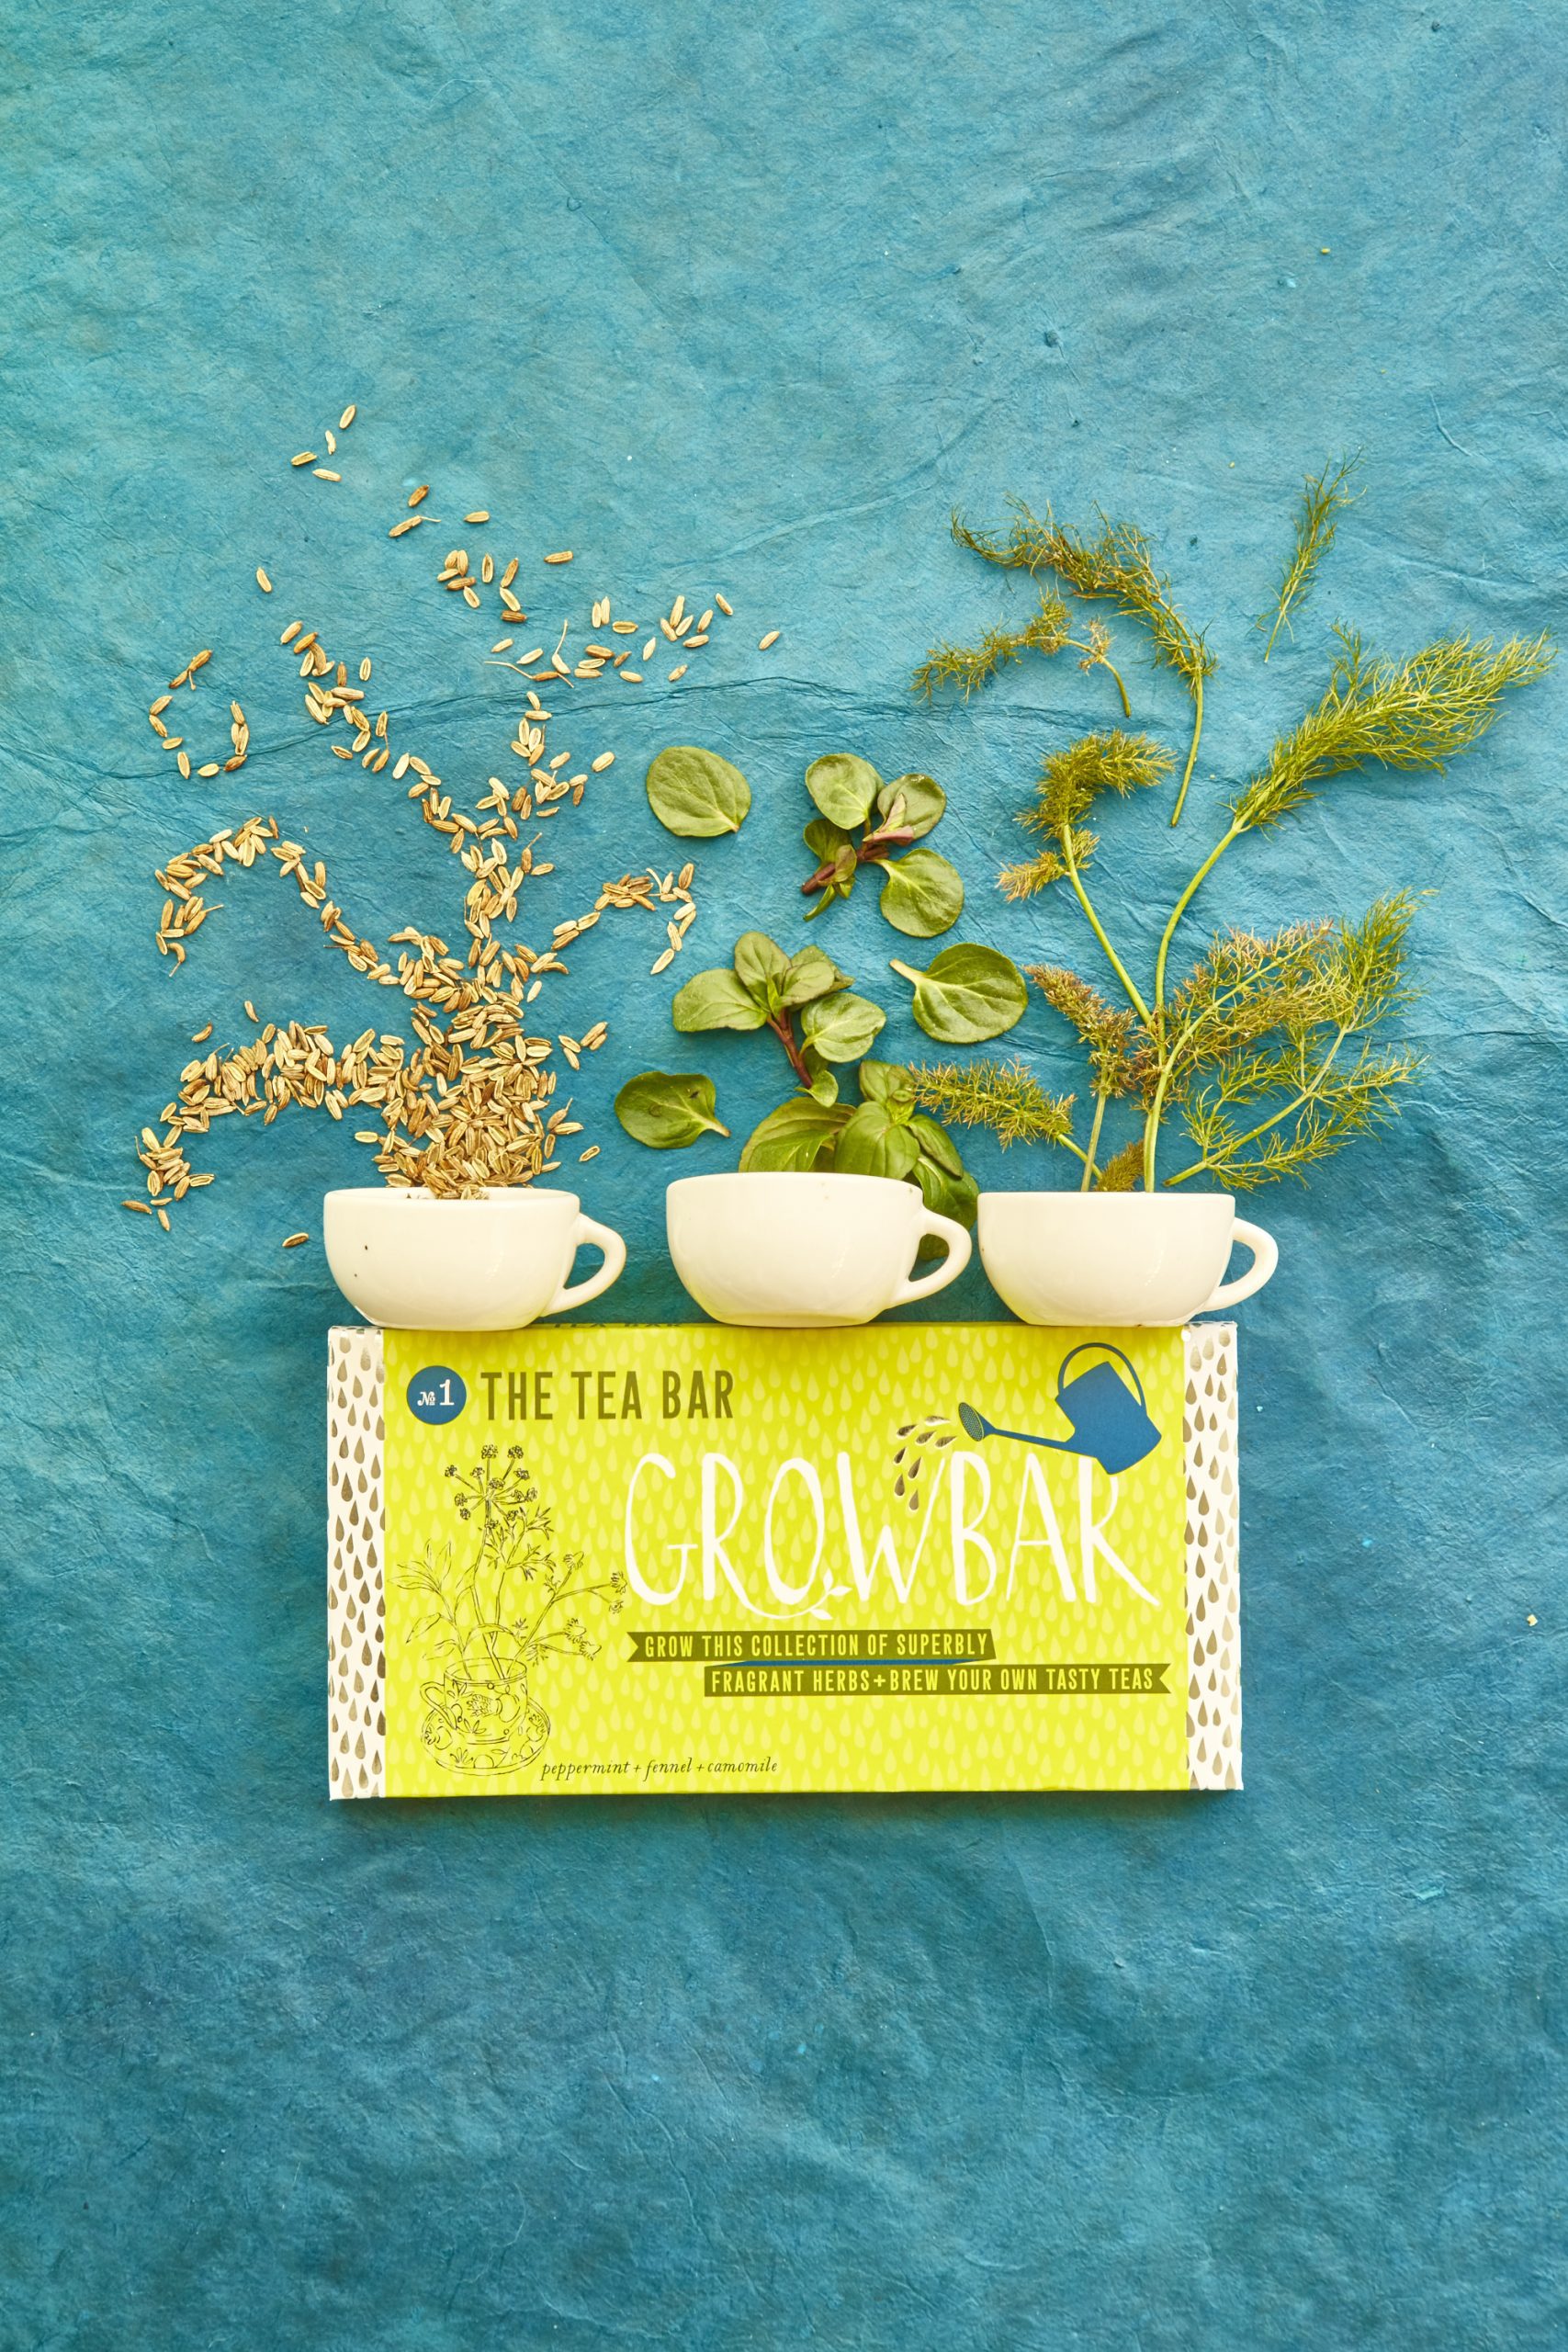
[[958, 1400, 1075, 1453]]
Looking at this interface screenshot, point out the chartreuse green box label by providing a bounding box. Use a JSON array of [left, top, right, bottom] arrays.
[[378, 1325, 1190, 1796]]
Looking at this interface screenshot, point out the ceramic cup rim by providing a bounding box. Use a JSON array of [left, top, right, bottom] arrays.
[[324, 1184, 582, 1211], [977, 1188, 1235, 1211], [667, 1170, 920, 1201]]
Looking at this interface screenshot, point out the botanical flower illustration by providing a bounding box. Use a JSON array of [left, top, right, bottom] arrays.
[[397, 1442, 625, 1773]]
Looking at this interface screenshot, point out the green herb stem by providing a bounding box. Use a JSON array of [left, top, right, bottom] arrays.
[[1081, 1091, 1107, 1191], [1168, 674, 1204, 827], [1142, 1059, 1173, 1193], [801, 826, 916, 897], [1142, 981, 1228, 1190], [1099, 657, 1132, 718], [768, 1012, 814, 1090], [1061, 829, 1151, 1022], [1154, 819, 1244, 1014]]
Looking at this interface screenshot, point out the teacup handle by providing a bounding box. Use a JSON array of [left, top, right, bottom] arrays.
[[1196, 1217, 1278, 1313], [888, 1211, 973, 1307], [547, 1215, 627, 1314]]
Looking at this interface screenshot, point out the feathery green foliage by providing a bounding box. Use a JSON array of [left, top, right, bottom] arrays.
[[1027, 730, 1175, 837], [1258, 454, 1361, 660], [920, 463, 1551, 1191], [998, 844, 1074, 900], [999, 732, 1172, 903], [914, 595, 1130, 714], [1161, 919, 1347, 1095], [1090, 1137, 1145, 1193], [909, 1059, 1076, 1148], [953, 499, 1213, 820], [931, 903, 1422, 1191], [1025, 967, 1148, 1100], [1155, 897, 1423, 1187], [1233, 628, 1555, 832], [953, 504, 1213, 691], [1180, 1039, 1424, 1191], [914, 594, 1071, 696]]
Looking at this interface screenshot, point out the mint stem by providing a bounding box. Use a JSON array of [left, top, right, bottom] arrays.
[[767, 1012, 814, 1090]]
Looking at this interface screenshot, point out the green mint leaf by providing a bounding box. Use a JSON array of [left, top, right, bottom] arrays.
[[739, 1096, 850, 1171], [833, 1102, 920, 1181], [805, 752, 881, 829], [645, 744, 751, 837], [803, 816, 853, 862], [874, 772, 946, 840], [733, 931, 789, 997], [877, 847, 964, 938], [914, 1158, 979, 1257], [856, 1058, 917, 1108], [671, 966, 769, 1032], [780, 944, 849, 1008], [799, 1047, 840, 1105], [889, 944, 1029, 1043], [614, 1070, 730, 1149], [799, 989, 887, 1063], [908, 1112, 964, 1178]]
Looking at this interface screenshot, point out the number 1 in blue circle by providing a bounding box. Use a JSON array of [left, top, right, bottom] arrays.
[[407, 1364, 467, 1425]]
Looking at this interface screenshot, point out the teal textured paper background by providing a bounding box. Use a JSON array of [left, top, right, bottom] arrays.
[[3, 5, 1564, 2346]]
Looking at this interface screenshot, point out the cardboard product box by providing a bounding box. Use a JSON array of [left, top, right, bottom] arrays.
[[328, 1322, 1241, 1799]]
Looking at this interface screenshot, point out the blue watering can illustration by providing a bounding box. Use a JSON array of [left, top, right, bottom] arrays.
[[957, 1344, 1162, 1476]]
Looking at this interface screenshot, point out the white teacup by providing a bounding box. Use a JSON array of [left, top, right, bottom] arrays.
[[977, 1191, 1277, 1327], [323, 1186, 626, 1330], [666, 1170, 972, 1328]]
